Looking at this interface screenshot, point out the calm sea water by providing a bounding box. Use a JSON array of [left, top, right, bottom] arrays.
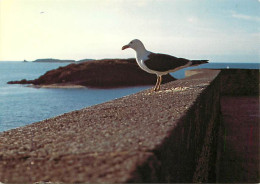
[[0, 61, 259, 132]]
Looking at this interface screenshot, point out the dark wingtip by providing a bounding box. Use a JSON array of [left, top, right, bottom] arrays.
[[190, 60, 209, 66]]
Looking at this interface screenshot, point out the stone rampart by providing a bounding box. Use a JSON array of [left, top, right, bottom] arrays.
[[1, 69, 258, 183]]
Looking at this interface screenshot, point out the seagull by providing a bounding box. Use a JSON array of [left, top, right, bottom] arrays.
[[122, 39, 208, 91]]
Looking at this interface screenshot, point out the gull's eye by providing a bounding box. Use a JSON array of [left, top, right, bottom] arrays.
[[130, 41, 133, 44]]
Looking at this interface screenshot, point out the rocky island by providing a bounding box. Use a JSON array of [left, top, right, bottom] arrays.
[[8, 58, 175, 88]]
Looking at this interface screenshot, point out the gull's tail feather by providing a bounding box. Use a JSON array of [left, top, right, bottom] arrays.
[[190, 60, 209, 66]]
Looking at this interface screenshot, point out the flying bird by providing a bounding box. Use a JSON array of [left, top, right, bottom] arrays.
[[122, 39, 208, 91]]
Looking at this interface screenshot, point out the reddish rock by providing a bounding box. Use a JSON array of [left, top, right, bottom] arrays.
[[8, 59, 175, 88]]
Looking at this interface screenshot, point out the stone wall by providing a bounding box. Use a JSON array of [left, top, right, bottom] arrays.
[[145, 71, 221, 183], [1, 69, 258, 183]]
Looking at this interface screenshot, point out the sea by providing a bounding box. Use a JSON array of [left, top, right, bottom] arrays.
[[0, 61, 259, 132]]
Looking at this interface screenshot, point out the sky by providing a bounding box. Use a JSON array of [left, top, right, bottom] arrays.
[[0, 0, 259, 62]]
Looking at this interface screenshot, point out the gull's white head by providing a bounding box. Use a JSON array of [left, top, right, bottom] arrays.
[[122, 39, 146, 52]]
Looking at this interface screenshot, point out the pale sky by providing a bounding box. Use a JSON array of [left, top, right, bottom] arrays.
[[0, 0, 259, 62]]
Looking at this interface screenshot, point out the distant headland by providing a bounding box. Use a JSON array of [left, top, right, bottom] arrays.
[[22, 58, 95, 63], [33, 58, 76, 63]]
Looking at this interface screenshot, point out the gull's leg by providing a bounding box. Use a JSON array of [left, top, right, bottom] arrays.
[[156, 75, 162, 91], [153, 75, 159, 91]]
